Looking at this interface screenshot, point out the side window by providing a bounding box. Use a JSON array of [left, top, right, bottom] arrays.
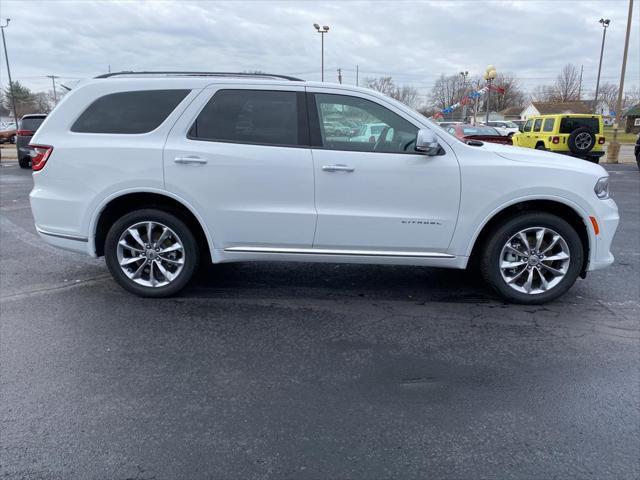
[[312, 93, 418, 153], [524, 120, 533, 132], [543, 118, 555, 132], [71, 90, 190, 134], [533, 119, 543, 132], [189, 89, 305, 147]]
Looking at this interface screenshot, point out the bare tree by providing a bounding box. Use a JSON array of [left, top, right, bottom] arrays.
[[553, 63, 581, 102], [530, 84, 557, 102], [393, 85, 421, 109], [596, 82, 618, 110], [365, 77, 396, 97], [365, 77, 421, 109], [490, 73, 526, 112], [428, 74, 466, 111]]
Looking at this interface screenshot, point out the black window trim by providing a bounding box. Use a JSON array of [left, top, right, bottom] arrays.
[[186, 89, 310, 149], [70, 89, 192, 135], [306, 91, 425, 155]]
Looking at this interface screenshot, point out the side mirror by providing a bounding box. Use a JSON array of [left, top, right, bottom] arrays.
[[415, 128, 440, 156]]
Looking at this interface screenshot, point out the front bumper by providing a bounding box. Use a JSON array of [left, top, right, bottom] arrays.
[[587, 197, 619, 271]]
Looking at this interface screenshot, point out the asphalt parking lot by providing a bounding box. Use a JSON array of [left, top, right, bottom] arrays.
[[1, 161, 638, 479]]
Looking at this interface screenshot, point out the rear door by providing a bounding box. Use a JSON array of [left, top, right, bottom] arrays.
[[308, 89, 460, 252], [164, 86, 316, 250]]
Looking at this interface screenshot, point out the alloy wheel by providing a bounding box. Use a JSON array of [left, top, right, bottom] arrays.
[[499, 227, 570, 295], [116, 221, 185, 288]]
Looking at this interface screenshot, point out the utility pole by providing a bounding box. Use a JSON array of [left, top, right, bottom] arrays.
[[313, 24, 329, 82], [460, 71, 469, 121], [337, 68, 342, 84], [578, 64, 584, 100], [356, 65, 359, 86], [47, 74, 59, 104], [484, 65, 497, 123], [607, 0, 633, 164], [594, 18, 610, 105], [1, 19, 19, 131]]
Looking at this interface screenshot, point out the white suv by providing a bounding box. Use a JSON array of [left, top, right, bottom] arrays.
[[29, 72, 619, 304], [485, 121, 520, 137]]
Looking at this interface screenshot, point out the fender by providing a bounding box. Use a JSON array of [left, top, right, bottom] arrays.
[[87, 187, 216, 258], [463, 193, 595, 261]]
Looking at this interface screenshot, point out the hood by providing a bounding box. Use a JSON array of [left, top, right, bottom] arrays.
[[475, 141, 607, 177]]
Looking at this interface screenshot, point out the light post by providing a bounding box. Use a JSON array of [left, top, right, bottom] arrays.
[[607, 0, 633, 164], [313, 23, 329, 82], [594, 18, 610, 106], [0, 19, 19, 130], [459, 71, 468, 122], [483, 65, 497, 123]]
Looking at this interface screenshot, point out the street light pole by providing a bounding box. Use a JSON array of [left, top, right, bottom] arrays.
[[484, 65, 497, 124], [594, 18, 610, 106], [607, 0, 633, 164], [313, 24, 329, 82], [459, 71, 468, 121], [1, 19, 19, 130]]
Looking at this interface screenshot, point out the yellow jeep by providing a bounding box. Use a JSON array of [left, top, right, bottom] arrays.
[[512, 114, 605, 163]]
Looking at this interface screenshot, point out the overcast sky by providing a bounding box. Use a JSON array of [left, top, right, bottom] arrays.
[[1, 0, 638, 103]]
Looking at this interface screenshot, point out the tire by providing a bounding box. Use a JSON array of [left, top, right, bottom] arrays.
[[480, 212, 583, 304], [568, 127, 595, 155], [535, 143, 546, 150], [104, 209, 200, 297], [9, 135, 15, 144]]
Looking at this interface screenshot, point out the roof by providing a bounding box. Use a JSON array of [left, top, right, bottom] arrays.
[[624, 104, 640, 116], [500, 106, 523, 116], [531, 101, 591, 115]]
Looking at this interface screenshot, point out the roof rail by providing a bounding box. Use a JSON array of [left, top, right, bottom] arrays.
[[94, 71, 304, 81]]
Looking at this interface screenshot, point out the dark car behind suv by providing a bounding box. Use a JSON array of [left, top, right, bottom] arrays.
[[17, 114, 47, 168]]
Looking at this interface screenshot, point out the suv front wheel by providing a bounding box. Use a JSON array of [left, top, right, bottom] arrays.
[[480, 212, 583, 304], [105, 209, 199, 297]]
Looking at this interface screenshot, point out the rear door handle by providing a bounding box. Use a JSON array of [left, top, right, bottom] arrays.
[[322, 164, 355, 172], [174, 156, 207, 165]]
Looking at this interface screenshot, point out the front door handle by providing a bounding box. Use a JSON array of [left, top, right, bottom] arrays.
[[322, 164, 355, 172], [174, 156, 207, 165]]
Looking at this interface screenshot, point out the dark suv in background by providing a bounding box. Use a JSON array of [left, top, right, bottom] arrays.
[[17, 114, 47, 168]]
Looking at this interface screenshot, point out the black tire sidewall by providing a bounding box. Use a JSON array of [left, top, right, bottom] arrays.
[[104, 209, 199, 297], [480, 212, 584, 304], [18, 158, 30, 169], [568, 127, 595, 154]]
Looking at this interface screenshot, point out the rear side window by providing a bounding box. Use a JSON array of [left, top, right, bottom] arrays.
[[71, 89, 190, 134], [543, 118, 555, 132], [20, 116, 46, 131], [559, 117, 599, 134], [189, 89, 305, 147]]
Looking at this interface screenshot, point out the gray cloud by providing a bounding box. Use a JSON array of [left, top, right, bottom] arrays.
[[1, 0, 638, 102]]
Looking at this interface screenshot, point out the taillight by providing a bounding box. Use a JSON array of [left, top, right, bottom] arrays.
[[552, 136, 560, 144], [30, 145, 53, 171], [17, 129, 34, 136], [598, 137, 605, 144]]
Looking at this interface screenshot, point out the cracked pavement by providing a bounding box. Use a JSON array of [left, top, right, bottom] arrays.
[[1, 163, 638, 479]]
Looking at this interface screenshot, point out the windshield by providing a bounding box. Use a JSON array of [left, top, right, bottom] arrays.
[[505, 121, 519, 128]]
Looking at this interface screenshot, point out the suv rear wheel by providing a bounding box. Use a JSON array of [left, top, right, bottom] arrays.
[[105, 209, 199, 297], [480, 212, 583, 304]]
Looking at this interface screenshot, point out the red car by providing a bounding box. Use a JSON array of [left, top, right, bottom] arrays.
[[445, 124, 513, 145]]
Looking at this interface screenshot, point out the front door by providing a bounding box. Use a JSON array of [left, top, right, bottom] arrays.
[[309, 91, 460, 253], [164, 87, 316, 250]]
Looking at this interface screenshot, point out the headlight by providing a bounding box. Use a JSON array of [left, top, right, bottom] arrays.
[[594, 177, 610, 199]]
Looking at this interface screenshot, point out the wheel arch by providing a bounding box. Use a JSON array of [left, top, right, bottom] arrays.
[[92, 191, 213, 262], [467, 199, 591, 275]]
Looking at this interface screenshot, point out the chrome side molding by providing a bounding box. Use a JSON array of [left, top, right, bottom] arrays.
[[224, 246, 454, 258]]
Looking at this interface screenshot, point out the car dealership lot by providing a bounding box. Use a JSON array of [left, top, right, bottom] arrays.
[[1, 164, 638, 479]]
